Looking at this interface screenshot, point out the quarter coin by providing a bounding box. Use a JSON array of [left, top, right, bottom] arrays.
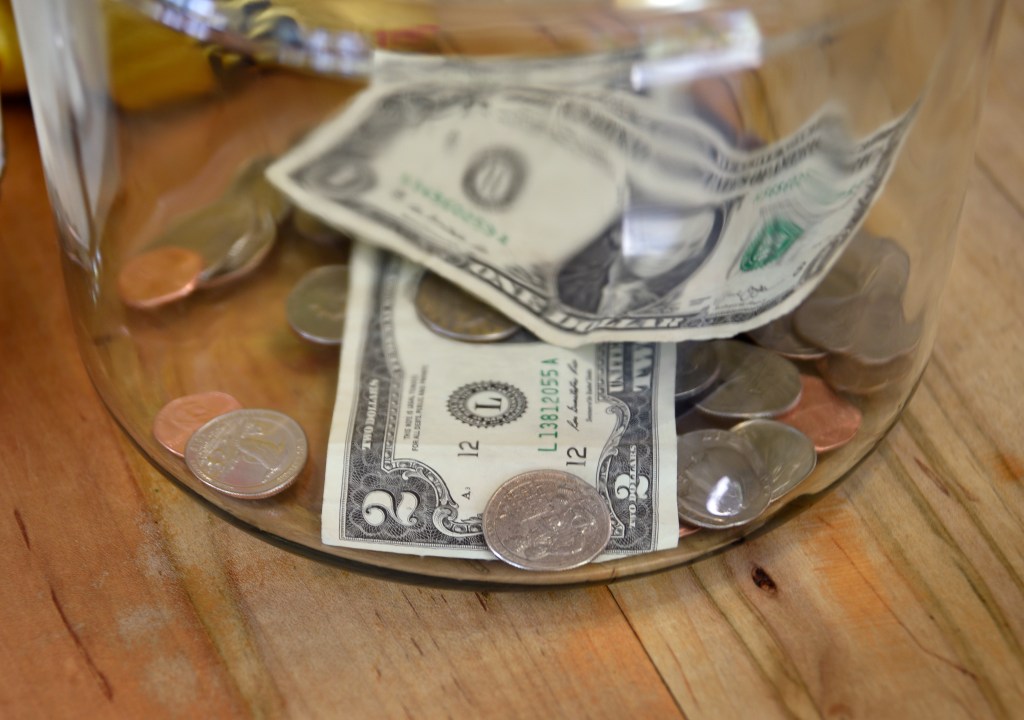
[[153, 391, 243, 456], [414, 271, 520, 343], [675, 342, 720, 400], [185, 409, 307, 500], [286, 265, 349, 345], [777, 375, 862, 452], [118, 246, 204, 309], [676, 429, 771, 529], [696, 340, 802, 419], [732, 419, 817, 501], [483, 470, 612, 571]]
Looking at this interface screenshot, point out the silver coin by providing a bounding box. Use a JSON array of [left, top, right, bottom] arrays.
[[232, 156, 291, 224], [794, 293, 920, 365], [185, 409, 307, 500], [149, 195, 275, 285], [286, 265, 348, 345], [696, 340, 802, 419], [292, 208, 351, 249], [732, 419, 817, 501], [747, 313, 827, 361], [818, 352, 914, 396], [201, 205, 277, 288], [675, 342, 720, 400], [414, 271, 520, 343], [483, 470, 611, 571], [676, 429, 771, 529]]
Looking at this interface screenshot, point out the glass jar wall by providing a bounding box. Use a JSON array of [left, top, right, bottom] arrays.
[[11, 0, 1005, 585]]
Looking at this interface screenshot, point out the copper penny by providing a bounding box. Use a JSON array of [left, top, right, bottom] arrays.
[[817, 352, 914, 396], [777, 375, 862, 452], [679, 523, 701, 539], [118, 246, 204, 309], [153, 391, 244, 456]]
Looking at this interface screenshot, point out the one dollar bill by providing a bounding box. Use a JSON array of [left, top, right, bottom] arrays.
[[322, 245, 679, 559], [269, 81, 915, 347]]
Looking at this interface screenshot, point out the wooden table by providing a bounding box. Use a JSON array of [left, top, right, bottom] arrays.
[[2, 11, 1023, 719]]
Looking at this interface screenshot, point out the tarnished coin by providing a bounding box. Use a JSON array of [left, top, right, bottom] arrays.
[[153, 391, 243, 456], [676, 429, 771, 529], [185, 409, 307, 500], [818, 352, 914, 396], [118, 246, 204, 309], [286, 265, 348, 345], [747, 314, 826, 361], [696, 341, 802, 419], [415, 271, 520, 343], [292, 208, 351, 248], [483, 470, 611, 571], [675, 342, 720, 401], [148, 195, 275, 286], [732, 419, 817, 501], [777, 375, 862, 452]]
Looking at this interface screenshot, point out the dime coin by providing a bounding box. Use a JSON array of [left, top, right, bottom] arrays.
[[676, 429, 771, 529], [818, 352, 914, 396], [696, 341, 802, 419], [747, 314, 827, 361], [292, 208, 351, 248], [286, 265, 349, 345], [148, 195, 274, 285], [414, 271, 520, 343], [675, 342, 720, 400], [118, 246, 204, 309], [185, 409, 307, 500], [483, 470, 612, 571], [732, 419, 817, 501], [777, 375, 863, 452], [153, 391, 243, 456]]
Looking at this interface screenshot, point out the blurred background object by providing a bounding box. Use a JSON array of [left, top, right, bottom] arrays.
[[0, 0, 25, 94]]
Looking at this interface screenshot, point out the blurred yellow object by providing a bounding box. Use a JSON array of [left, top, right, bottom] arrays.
[[0, 0, 27, 94], [105, 1, 219, 111]]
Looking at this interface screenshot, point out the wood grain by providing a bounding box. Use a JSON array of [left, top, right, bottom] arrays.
[[1, 4, 1023, 718]]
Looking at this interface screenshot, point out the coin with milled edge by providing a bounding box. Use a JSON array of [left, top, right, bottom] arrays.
[[286, 265, 349, 345], [153, 391, 243, 456], [675, 342, 720, 400], [747, 314, 827, 361], [483, 470, 611, 571], [777, 375, 862, 452], [118, 246, 204, 309], [185, 409, 307, 499], [415, 271, 520, 343], [676, 429, 771, 528], [696, 341, 802, 419], [732, 419, 817, 501]]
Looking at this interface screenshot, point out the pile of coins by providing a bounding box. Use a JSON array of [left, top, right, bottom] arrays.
[[130, 158, 914, 568], [118, 158, 287, 309], [153, 391, 308, 500]]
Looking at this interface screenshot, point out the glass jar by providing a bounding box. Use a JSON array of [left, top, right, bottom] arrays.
[[12, 0, 1005, 586]]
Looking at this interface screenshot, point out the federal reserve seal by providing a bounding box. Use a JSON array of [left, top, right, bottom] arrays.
[[447, 381, 528, 429]]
